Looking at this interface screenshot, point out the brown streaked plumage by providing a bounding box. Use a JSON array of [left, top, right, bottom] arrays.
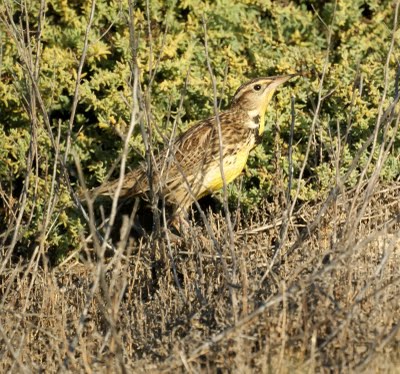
[[87, 75, 297, 225]]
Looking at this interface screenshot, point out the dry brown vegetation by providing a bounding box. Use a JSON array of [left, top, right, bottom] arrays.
[[1, 0, 400, 372], [1, 186, 400, 372]]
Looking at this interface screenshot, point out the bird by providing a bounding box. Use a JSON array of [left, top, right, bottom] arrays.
[[86, 74, 297, 228]]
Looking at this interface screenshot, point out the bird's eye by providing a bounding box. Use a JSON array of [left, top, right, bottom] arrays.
[[253, 84, 262, 91]]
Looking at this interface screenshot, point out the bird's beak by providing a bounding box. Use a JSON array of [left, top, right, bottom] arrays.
[[269, 74, 299, 89], [260, 73, 298, 108]]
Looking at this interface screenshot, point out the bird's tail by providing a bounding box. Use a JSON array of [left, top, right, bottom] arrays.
[[78, 168, 147, 202]]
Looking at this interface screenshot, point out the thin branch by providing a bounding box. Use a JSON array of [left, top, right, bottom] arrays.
[[64, 0, 96, 163]]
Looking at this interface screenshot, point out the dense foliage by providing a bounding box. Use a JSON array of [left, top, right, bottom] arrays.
[[0, 0, 399, 257]]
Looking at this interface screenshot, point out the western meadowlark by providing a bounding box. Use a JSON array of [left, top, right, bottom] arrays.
[[88, 75, 297, 226]]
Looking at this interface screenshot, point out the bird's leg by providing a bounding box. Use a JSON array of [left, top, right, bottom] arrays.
[[158, 210, 188, 244], [169, 210, 190, 235], [168, 200, 194, 234]]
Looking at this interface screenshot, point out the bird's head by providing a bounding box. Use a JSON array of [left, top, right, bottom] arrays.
[[231, 75, 297, 134]]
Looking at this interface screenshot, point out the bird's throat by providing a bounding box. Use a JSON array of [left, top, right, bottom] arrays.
[[259, 112, 265, 135], [258, 89, 275, 135]]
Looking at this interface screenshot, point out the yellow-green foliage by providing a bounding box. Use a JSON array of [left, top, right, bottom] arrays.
[[0, 0, 399, 257]]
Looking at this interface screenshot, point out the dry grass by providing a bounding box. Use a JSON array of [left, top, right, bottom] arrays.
[[1, 184, 399, 373], [1, 1, 400, 372]]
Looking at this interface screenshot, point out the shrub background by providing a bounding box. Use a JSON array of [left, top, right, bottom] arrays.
[[1, 0, 399, 255]]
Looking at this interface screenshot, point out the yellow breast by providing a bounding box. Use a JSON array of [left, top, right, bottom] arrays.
[[198, 137, 255, 198]]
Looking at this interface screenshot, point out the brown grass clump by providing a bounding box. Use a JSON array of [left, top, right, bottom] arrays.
[[1, 184, 399, 372]]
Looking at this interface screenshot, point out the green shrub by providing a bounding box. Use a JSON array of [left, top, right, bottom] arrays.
[[1, 0, 398, 259]]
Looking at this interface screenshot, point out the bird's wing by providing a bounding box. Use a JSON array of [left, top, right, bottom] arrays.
[[88, 110, 245, 200], [131, 117, 218, 197], [156, 110, 248, 196], [85, 118, 215, 200]]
